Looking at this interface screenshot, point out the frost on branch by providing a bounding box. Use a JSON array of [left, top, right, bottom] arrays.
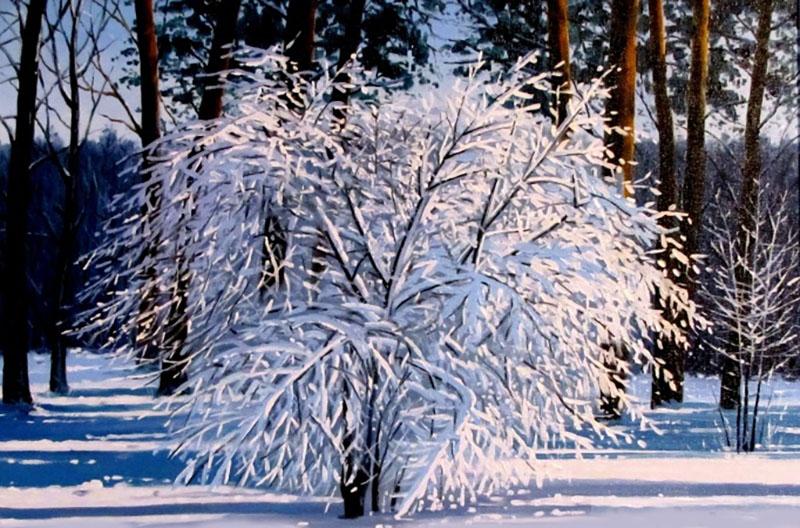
[[704, 185, 799, 451], [77, 50, 699, 516]]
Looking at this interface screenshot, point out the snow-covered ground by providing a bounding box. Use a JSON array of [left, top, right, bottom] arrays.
[[1, 351, 800, 527]]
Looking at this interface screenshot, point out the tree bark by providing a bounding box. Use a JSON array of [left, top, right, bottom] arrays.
[[720, 0, 774, 410], [331, 0, 366, 122], [134, 0, 161, 147], [602, 0, 639, 198], [285, 0, 319, 72], [198, 0, 243, 121], [156, 0, 245, 396], [2, 0, 47, 405], [599, 0, 638, 418], [340, 381, 370, 518], [546, 0, 572, 125], [647, 0, 682, 407], [681, 0, 710, 276], [133, 0, 163, 364], [49, 2, 85, 395]]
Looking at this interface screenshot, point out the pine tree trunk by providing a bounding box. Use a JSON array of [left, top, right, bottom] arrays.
[[2, 0, 46, 405], [285, 0, 319, 72], [681, 0, 710, 278], [157, 0, 245, 396], [602, 0, 639, 198], [546, 0, 572, 125], [198, 0, 243, 121], [599, 0, 638, 418], [134, 0, 161, 147], [133, 0, 163, 364], [647, 0, 682, 407], [720, 0, 774, 410]]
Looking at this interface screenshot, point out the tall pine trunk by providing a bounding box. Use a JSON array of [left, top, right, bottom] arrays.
[[157, 0, 244, 396], [682, 0, 710, 262], [599, 0, 638, 419], [647, 0, 682, 406], [133, 0, 164, 365], [2, 0, 46, 405], [720, 0, 774, 410], [198, 0, 243, 121], [546, 0, 572, 125], [681, 0, 710, 310], [603, 0, 639, 198]]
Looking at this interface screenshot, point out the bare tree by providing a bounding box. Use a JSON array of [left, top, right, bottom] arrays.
[[706, 186, 799, 451], [330, 0, 366, 122], [2, 0, 47, 405], [35, 0, 111, 394], [197, 0, 243, 121], [720, 0, 775, 409]]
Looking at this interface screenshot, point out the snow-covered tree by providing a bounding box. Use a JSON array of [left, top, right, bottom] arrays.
[[78, 50, 700, 517], [705, 186, 800, 452]]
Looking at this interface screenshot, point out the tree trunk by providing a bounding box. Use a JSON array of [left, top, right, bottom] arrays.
[[647, 0, 682, 407], [285, 0, 319, 72], [602, 0, 639, 198], [156, 0, 245, 396], [198, 0, 243, 121], [720, 0, 774, 410], [546, 0, 572, 125], [340, 384, 370, 518], [135, 0, 161, 147], [599, 0, 638, 418], [157, 263, 190, 396], [681, 0, 710, 276], [2, 0, 47, 405], [48, 2, 86, 395], [599, 342, 628, 420], [331, 0, 366, 122], [133, 0, 163, 364]]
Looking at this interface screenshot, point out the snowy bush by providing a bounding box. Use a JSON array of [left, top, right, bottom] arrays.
[[79, 50, 699, 517]]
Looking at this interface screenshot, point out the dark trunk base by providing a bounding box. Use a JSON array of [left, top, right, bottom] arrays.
[[340, 465, 369, 519], [599, 342, 628, 420], [341, 481, 368, 519], [720, 356, 740, 410], [651, 343, 684, 408], [2, 356, 33, 405], [49, 342, 69, 394], [157, 360, 189, 396]]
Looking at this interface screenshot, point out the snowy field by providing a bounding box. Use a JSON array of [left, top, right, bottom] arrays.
[[1, 351, 800, 527]]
